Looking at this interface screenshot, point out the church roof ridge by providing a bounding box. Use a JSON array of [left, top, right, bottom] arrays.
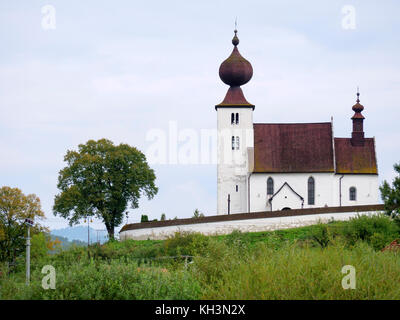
[[334, 137, 374, 140], [254, 121, 331, 125]]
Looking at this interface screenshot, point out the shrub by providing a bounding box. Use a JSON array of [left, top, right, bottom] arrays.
[[163, 232, 210, 257], [224, 230, 251, 250], [140, 215, 149, 223], [308, 223, 332, 248], [30, 233, 48, 261], [87, 240, 163, 261], [192, 209, 204, 219], [380, 162, 400, 221], [342, 214, 400, 250]]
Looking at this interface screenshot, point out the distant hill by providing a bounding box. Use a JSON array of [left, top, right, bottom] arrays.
[[51, 226, 108, 244], [49, 234, 87, 249]]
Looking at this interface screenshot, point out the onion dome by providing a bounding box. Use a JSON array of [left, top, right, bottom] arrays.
[[219, 30, 253, 87], [216, 30, 254, 108], [351, 90, 365, 119]]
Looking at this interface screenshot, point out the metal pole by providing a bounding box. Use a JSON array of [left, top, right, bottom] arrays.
[[87, 217, 89, 247], [26, 226, 30, 286], [228, 194, 230, 215]]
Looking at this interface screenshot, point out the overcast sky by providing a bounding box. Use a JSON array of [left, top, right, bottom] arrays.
[[1, 1, 399, 232]]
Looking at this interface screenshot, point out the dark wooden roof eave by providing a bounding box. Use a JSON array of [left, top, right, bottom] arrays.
[[268, 182, 304, 202], [215, 104, 255, 110], [252, 170, 335, 174]]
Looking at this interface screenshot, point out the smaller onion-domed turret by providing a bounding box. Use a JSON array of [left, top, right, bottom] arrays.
[[351, 89, 365, 146], [351, 90, 365, 120], [216, 30, 254, 108]]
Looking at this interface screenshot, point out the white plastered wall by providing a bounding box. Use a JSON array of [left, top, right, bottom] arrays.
[[120, 211, 381, 241], [249, 173, 379, 212], [217, 107, 253, 215]]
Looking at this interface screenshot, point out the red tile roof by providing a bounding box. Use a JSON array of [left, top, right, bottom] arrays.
[[334, 138, 377, 174], [216, 86, 254, 108], [253, 123, 334, 173], [381, 239, 400, 252]]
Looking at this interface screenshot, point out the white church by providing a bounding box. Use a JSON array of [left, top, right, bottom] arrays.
[[216, 30, 379, 215]]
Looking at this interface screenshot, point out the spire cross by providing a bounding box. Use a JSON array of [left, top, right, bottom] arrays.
[[356, 86, 360, 103], [232, 20, 239, 46]]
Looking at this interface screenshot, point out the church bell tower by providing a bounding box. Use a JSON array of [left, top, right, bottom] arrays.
[[215, 29, 255, 215]]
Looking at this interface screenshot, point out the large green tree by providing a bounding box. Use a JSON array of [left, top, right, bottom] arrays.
[[380, 162, 400, 222], [53, 139, 158, 239], [0, 186, 45, 263]]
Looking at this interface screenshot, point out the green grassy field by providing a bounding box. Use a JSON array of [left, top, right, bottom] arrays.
[[1, 214, 399, 300]]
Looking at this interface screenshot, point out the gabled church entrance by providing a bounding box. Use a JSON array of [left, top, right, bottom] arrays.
[[268, 182, 304, 211]]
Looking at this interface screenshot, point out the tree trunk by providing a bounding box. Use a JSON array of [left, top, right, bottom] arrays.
[[108, 228, 114, 241], [105, 223, 114, 241]]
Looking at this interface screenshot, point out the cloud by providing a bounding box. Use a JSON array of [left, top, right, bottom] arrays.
[[1, 1, 399, 230]]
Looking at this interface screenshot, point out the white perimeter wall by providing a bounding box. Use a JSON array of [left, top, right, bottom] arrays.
[[120, 211, 380, 241]]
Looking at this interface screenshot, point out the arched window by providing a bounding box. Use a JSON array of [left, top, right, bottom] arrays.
[[235, 113, 239, 124], [231, 113, 234, 124], [308, 177, 315, 205], [236, 136, 240, 150], [349, 187, 356, 201], [267, 177, 274, 195], [231, 136, 235, 150]]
